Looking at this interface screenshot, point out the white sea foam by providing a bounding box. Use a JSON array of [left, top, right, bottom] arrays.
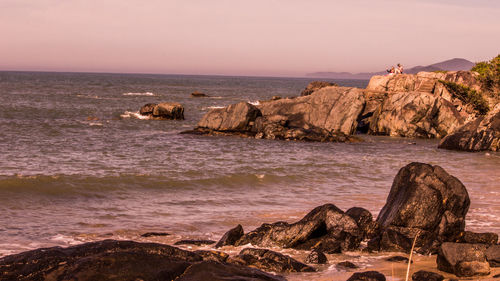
[[249, 101, 260, 106], [122, 92, 155, 96], [120, 111, 150, 120], [202, 106, 225, 110], [50, 234, 81, 245]]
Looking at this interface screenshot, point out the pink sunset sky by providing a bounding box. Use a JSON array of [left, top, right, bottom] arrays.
[[1, 0, 499, 77]]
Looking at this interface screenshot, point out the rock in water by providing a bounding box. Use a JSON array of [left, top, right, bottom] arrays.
[[437, 242, 490, 277], [346, 207, 380, 240], [411, 270, 444, 281], [197, 102, 262, 133], [228, 248, 315, 273], [139, 102, 185, 120], [439, 104, 500, 152], [346, 271, 386, 281], [369, 162, 470, 254], [0, 240, 284, 281], [139, 103, 157, 115], [300, 81, 337, 96], [235, 204, 363, 253], [304, 249, 327, 264], [191, 91, 207, 97], [215, 224, 244, 248]]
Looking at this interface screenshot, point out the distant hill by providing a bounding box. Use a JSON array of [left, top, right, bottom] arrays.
[[306, 58, 475, 79]]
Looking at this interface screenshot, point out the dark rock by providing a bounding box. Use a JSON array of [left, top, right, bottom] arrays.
[[139, 103, 157, 115], [175, 260, 286, 281], [370, 162, 470, 254], [191, 91, 207, 97], [236, 204, 363, 252], [411, 270, 444, 281], [304, 249, 327, 264], [486, 245, 500, 267], [346, 207, 380, 240], [0, 240, 284, 281], [300, 81, 337, 96], [456, 231, 498, 245], [215, 224, 244, 248], [174, 239, 216, 246], [193, 250, 229, 263], [439, 105, 500, 152], [494, 273, 500, 278], [230, 248, 315, 273], [346, 270, 386, 281], [385, 255, 412, 263], [140, 232, 170, 237], [436, 242, 490, 277], [336, 261, 358, 269]]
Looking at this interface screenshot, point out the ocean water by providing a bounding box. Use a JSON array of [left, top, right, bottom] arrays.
[[0, 72, 499, 277]]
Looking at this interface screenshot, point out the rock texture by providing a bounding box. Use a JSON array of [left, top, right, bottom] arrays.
[[228, 248, 315, 273], [438, 104, 500, 151], [139, 102, 185, 120], [193, 87, 365, 142], [368, 162, 470, 254], [487, 245, 500, 267], [300, 81, 338, 96], [304, 250, 327, 264], [436, 242, 490, 277], [215, 224, 244, 248], [411, 270, 444, 281], [0, 240, 284, 281], [232, 204, 363, 253], [346, 271, 386, 281], [456, 231, 499, 245], [346, 207, 380, 240]]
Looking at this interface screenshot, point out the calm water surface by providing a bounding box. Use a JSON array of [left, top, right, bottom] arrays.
[[0, 72, 498, 278]]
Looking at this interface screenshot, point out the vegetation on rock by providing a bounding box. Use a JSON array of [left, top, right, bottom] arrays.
[[438, 80, 489, 115], [471, 54, 500, 93]]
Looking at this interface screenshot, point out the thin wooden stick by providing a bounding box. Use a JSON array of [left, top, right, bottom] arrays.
[[405, 231, 420, 281]]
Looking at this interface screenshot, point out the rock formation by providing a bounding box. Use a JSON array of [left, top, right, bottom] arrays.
[[228, 248, 315, 273], [368, 162, 470, 254], [0, 240, 284, 281], [438, 104, 500, 151], [300, 81, 338, 96], [139, 102, 184, 120], [437, 242, 491, 277]]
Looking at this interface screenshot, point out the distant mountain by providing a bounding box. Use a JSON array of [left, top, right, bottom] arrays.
[[306, 58, 475, 79]]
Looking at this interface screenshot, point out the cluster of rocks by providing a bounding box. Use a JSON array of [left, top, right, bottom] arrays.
[[139, 102, 184, 120], [0, 162, 498, 280]]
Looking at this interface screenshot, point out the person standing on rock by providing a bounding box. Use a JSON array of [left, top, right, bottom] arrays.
[[387, 66, 395, 75], [396, 63, 404, 74]]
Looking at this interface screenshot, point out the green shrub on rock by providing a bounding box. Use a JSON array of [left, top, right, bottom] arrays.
[[471, 54, 500, 93], [438, 80, 489, 115]]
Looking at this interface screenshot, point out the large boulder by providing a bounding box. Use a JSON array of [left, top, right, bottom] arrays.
[[300, 81, 337, 96], [368, 162, 470, 254], [234, 204, 363, 253], [436, 242, 490, 277], [197, 102, 261, 132], [139, 102, 185, 120], [438, 104, 500, 151], [0, 240, 284, 281], [368, 91, 466, 138]]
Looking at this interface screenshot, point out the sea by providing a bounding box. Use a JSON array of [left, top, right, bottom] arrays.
[[1, 71, 499, 279]]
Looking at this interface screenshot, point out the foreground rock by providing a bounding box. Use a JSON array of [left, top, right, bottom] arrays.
[[0, 240, 284, 281], [228, 248, 315, 273], [368, 162, 470, 254], [232, 204, 363, 253], [139, 102, 185, 120], [437, 242, 490, 277], [190, 86, 365, 142], [300, 81, 338, 96], [411, 270, 444, 281], [438, 104, 500, 151], [346, 271, 386, 281]]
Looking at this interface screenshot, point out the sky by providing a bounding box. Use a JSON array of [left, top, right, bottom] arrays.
[[1, 0, 499, 76]]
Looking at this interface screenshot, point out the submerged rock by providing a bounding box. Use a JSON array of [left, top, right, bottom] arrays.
[[139, 102, 185, 120], [304, 249, 327, 264], [193, 250, 229, 263], [300, 81, 337, 96], [369, 162, 470, 254], [191, 91, 207, 97], [228, 248, 315, 273], [0, 240, 284, 281], [411, 270, 444, 281], [436, 242, 490, 277], [174, 239, 216, 246], [140, 232, 170, 237], [346, 270, 386, 281], [235, 204, 363, 252], [385, 255, 412, 263], [336, 261, 358, 270], [439, 104, 500, 152]]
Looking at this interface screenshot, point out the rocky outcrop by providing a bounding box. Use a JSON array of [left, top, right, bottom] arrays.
[[215, 224, 244, 248], [228, 248, 315, 273], [300, 81, 338, 96], [368, 162, 470, 254], [218, 204, 363, 253], [438, 104, 500, 151], [0, 240, 284, 281], [436, 242, 491, 277], [191, 87, 365, 142], [368, 91, 466, 138], [139, 102, 185, 120]]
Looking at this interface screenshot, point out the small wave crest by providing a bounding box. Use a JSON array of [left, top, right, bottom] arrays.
[[122, 92, 155, 96], [201, 106, 225, 110], [120, 111, 150, 120], [249, 101, 260, 106]]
